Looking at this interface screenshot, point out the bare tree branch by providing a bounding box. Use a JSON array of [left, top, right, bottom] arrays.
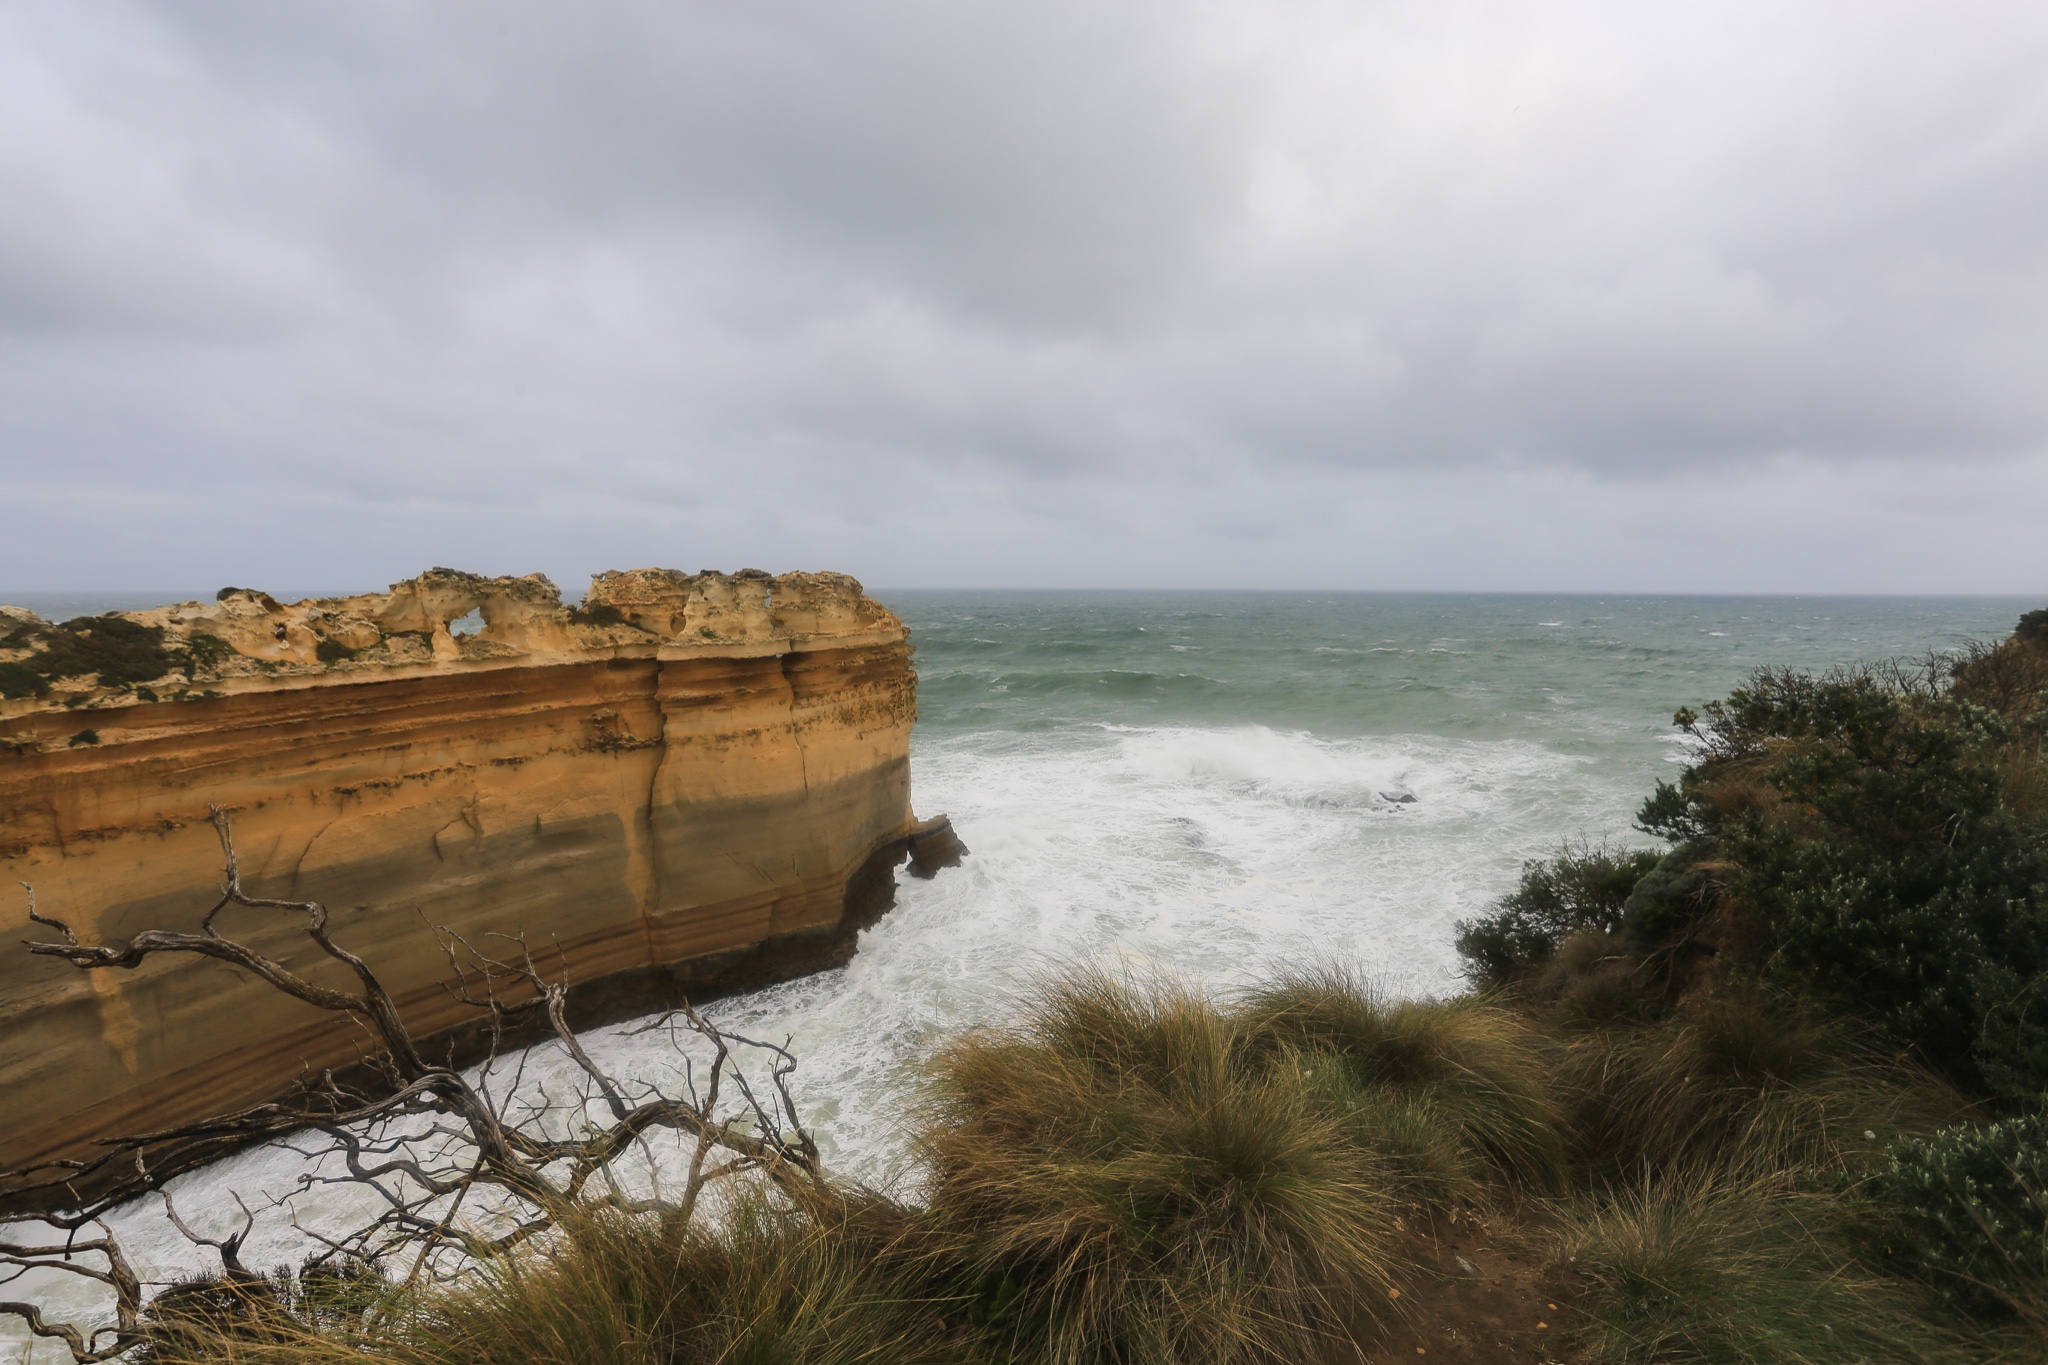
[[2, 810, 827, 1361]]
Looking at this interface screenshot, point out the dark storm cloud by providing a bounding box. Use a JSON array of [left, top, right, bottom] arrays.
[[2, 0, 2045, 592]]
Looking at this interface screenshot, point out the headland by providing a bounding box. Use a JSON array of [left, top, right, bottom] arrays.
[[0, 567, 961, 1182]]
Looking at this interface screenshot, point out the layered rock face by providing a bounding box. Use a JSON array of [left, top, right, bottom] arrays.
[[0, 569, 956, 1180]]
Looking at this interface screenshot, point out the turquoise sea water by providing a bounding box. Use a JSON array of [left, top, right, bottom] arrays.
[[2, 592, 2033, 1343], [727, 592, 2028, 1177]]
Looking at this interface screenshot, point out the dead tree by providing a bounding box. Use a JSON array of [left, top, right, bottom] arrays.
[[1, 807, 824, 1362]]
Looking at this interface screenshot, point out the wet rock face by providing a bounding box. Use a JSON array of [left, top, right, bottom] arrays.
[[0, 568, 948, 1181]]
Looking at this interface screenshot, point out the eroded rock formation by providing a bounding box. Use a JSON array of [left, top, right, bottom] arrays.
[[0, 568, 959, 1184]]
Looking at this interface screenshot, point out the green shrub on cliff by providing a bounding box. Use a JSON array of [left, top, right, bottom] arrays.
[[1454, 841, 1662, 987], [27, 615, 177, 687], [1457, 609, 2048, 1107], [1646, 660, 2048, 1102], [0, 659, 50, 699], [1864, 1112, 2048, 1317]]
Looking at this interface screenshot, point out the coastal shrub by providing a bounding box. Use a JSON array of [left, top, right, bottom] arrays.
[[0, 659, 49, 699], [180, 632, 234, 677], [917, 971, 1401, 1365], [1864, 1113, 2048, 1317], [1948, 635, 2048, 720], [314, 638, 358, 664], [1454, 840, 1662, 986], [1561, 1169, 1982, 1365], [1643, 656, 2048, 1102], [567, 601, 626, 628], [1240, 966, 1567, 1195], [31, 614, 176, 687]]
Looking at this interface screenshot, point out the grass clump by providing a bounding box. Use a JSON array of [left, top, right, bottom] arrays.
[[152, 1194, 960, 1365], [393, 1197, 958, 1365], [917, 970, 1402, 1365], [1240, 966, 1568, 1198], [1557, 985, 1966, 1178], [1560, 1170, 1985, 1365]]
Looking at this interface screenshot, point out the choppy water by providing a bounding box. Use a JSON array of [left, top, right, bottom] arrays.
[[4, 591, 2033, 1349], [715, 592, 2028, 1178]]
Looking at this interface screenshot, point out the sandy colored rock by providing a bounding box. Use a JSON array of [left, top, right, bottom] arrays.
[[0, 568, 946, 1183]]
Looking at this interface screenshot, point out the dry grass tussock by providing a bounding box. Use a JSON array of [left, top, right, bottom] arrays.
[[119, 970, 2009, 1365], [1556, 983, 1970, 1179], [915, 969, 1405, 1365], [1557, 1167, 2011, 1365], [1239, 966, 1568, 1200], [146, 1190, 963, 1365]]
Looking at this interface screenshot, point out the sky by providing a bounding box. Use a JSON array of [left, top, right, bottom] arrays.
[[3, 1, 2047, 596]]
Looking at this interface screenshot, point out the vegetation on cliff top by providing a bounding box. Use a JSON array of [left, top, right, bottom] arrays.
[[9, 608, 2048, 1363]]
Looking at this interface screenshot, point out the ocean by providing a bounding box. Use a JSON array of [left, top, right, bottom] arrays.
[[2, 590, 2032, 1343], [704, 592, 2028, 1182]]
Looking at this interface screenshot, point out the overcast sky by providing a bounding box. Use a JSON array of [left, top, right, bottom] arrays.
[[3, 1, 2046, 596]]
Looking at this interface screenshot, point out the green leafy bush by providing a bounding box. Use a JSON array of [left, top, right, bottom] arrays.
[[1640, 659, 2048, 1101], [567, 601, 626, 628], [179, 633, 233, 677], [1455, 841, 1662, 985], [15, 615, 175, 688], [1866, 1114, 2048, 1316], [0, 660, 49, 700]]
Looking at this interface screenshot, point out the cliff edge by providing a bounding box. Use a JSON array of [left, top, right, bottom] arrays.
[[0, 568, 960, 1185]]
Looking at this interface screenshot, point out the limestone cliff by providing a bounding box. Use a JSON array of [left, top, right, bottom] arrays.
[[0, 568, 959, 1184]]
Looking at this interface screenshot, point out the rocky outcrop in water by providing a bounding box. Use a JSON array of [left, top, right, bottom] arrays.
[[0, 568, 958, 1181]]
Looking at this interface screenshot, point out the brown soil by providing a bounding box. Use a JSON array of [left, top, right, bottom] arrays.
[[1357, 1210, 1582, 1365]]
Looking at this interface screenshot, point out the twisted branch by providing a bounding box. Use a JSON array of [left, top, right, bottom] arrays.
[[2, 810, 826, 1360]]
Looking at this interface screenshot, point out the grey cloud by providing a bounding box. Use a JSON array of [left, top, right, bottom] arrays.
[[1, 0, 2046, 592]]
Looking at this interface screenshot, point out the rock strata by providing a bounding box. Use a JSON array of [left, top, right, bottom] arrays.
[[0, 568, 957, 1186]]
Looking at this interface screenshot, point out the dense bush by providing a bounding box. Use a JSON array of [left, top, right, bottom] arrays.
[[32, 615, 176, 686], [1866, 1113, 2048, 1316], [180, 632, 233, 677], [1637, 658, 2048, 1101], [1454, 841, 1663, 985], [0, 659, 49, 699]]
